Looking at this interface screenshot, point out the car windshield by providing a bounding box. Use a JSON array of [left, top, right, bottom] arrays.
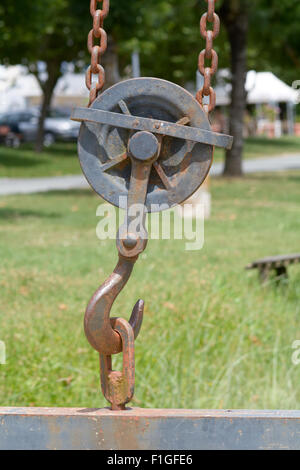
[[47, 109, 70, 118], [0, 115, 8, 125], [0, 112, 34, 124]]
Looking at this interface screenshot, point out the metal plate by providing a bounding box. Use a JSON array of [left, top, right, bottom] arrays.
[[77, 77, 213, 212], [1, 407, 300, 450]]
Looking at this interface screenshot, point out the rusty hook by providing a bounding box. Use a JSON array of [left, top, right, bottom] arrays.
[[84, 255, 144, 356]]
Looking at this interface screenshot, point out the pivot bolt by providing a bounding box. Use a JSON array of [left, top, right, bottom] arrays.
[[128, 131, 159, 162], [123, 233, 138, 250]]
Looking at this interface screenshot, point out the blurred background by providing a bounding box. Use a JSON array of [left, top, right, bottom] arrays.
[[0, 0, 299, 169], [0, 1, 299, 410]]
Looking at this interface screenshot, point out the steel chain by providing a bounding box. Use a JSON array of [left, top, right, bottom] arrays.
[[86, 0, 110, 106], [196, 0, 220, 115]]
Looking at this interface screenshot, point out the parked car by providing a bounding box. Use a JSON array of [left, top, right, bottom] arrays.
[[0, 108, 80, 147], [0, 112, 25, 148]]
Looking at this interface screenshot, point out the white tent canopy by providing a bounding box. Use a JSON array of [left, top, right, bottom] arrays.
[[0, 66, 41, 112], [0, 66, 88, 112], [214, 70, 298, 106], [1, 65, 298, 112], [54, 72, 88, 98], [246, 71, 298, 104]]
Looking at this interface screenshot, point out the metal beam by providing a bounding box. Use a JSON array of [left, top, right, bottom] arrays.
[[71, 107, 233, 150], [1, 407, 300, 450]]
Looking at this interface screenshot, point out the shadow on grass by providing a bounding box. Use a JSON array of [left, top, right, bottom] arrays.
[[21, 142, 77, 157], [40, 189, 97, 198], [284, 175, 300, 182], [216, 170, 300, 183], [0, 208, 61, 220], [0, 153, 43, 169], [246, 136, 300, 150], [244, 173, 300, 183], [0, 142, 77, 169], [44, 143, 77, 157]]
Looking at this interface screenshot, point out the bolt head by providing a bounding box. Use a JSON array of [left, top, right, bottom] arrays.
[[123, 233, 138, 250], [128, 131, 159, 162]]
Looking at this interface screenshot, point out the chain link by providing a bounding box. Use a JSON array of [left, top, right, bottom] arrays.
[[196, 0, 220, 115], [86, 0, 110, 106]]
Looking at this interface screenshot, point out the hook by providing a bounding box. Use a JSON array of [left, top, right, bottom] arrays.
[[84, 255, 144, 356]]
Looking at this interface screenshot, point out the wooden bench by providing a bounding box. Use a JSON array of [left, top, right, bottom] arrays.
[[246, 253, 300, 283]]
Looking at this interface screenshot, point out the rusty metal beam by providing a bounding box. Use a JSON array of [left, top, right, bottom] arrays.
[[71, 107, 233, 149], [1, 407, 300, 450]]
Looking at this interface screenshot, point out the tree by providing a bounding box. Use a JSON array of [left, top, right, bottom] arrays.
[[248, 0, 300, 86], [0, 0, 169, 151], [219, 0, 300, 176], [123, 0, 247, 177], [0, 1, 231, 153], [219, 0, 250, 177], [1, 1, 298, 161], [0, 1, 92, 151]]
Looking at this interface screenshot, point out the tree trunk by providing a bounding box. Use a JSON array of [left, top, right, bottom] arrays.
[[35, 61, 61, 153], [220, 1, 249, 176], [102, 36, 121, 90]]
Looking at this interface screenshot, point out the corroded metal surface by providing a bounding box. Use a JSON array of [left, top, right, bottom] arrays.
[[86, 0, 110, 105], [73, 77, 221, 212], [197, 0, 220, 113], [1, 407, 300, 450], [84, 256, 144, 355], [72, 107, 233, 148], [246, 253, 300, 269], [100, 318, 135, 410], [246, 253, 300, 283]]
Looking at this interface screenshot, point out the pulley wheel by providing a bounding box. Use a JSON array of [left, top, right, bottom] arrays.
[[77, 77, 213, 212]]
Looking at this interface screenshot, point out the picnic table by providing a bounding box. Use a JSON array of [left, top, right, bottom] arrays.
[[246, 253, 300, 283]]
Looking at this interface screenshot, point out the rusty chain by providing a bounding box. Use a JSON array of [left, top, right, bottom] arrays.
[[86, 0, 110, 106], [196, 0, 220, 115]]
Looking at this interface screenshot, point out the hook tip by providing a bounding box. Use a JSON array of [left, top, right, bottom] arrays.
[[129, 299, 144, 340]]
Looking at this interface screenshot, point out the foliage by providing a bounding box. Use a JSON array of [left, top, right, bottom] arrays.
[[110, 0, 230, 85], [1, 1, 299, 87], [248, 0, 300, 85], [0, 1, 89, 67], [0, 1, 228, 85]]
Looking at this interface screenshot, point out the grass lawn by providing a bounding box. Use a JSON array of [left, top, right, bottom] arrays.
[[0, 142, 82, 178], [0, 170, 299, 410], [0, 135, 299, 178], [214, 135, 300, 161]]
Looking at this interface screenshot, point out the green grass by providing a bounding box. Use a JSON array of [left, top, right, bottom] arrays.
[[213, 135, 300, 161], [0, 171, 300, 409], [0, 142, 82, 178], [0, 135, 299, 178]]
